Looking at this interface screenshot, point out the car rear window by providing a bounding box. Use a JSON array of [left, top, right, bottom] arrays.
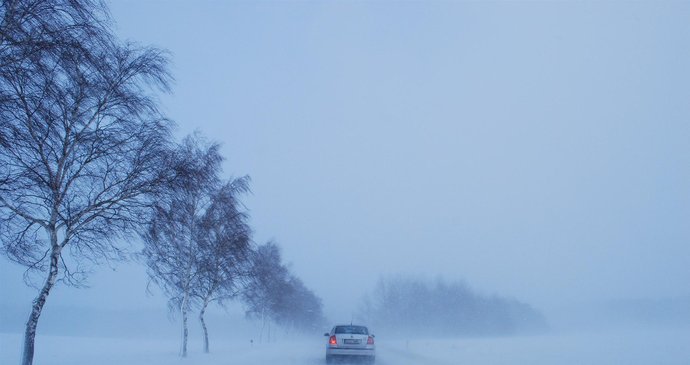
[[335, 325, 368, 335]]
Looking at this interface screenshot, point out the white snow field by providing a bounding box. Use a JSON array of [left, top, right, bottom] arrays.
[[2, 328, 690, 365]]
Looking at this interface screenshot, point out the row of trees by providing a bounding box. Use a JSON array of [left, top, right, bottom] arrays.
[[243, 241, 326, 342], [0, 0, 324, 363], [358, 276, 547, 336], [141, 136, 325, 355]]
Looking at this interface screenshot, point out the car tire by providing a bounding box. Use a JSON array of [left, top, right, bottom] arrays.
[[326, 355, 334, 364], [368, 356, 376, 365]]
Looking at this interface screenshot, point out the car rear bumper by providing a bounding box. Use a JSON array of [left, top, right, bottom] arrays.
[[326, 347, 375, 357]]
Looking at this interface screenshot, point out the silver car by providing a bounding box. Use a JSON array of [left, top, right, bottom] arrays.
[[324, 324, 376, 364]]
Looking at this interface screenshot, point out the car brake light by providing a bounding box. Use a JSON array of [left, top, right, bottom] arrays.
[[329, 335, 337, 345], [367, 336, 374, 345]]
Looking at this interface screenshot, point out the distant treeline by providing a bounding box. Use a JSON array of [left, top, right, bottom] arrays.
[[358, 276, 547, 336]]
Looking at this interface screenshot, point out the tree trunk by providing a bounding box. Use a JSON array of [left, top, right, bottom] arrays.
[[21, 240, 61, 365], [259, 311, 266, 343], [180, 292, 189, 358], [199, 298, 210, 353]]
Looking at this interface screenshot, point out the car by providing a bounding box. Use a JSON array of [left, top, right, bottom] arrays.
[[324, 324, 376, 364]]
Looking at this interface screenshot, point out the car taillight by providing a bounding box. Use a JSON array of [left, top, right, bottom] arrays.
[[329, 335, 337, 345], [367, 336, 374, 345]]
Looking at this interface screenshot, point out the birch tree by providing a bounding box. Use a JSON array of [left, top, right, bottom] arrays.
[[273, 275, 325, 333], [142, 134, 222, 357], [242, 241, 325, 339], [195, 178, 252, 353], [241, 241, 284, 342], [0, 1, 172, 364]]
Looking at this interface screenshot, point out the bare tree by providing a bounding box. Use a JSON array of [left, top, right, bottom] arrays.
[[274, 275, 326, 333], [0, 1, 172, 364], [195, 178, 252, 353], [242, 241, 325, 340], [242, 241, 286, 342], [142, 134, 223, 357]]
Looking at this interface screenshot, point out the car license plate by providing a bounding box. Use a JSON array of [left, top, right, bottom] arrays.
[[343, 339, 360, 344]]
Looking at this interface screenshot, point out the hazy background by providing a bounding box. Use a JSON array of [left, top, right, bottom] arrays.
[[2, 0, 690, 335]]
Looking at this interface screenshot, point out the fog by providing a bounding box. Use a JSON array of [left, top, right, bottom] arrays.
[[2, 0, 690, 363]]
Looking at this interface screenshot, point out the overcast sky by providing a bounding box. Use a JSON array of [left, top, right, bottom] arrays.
[[3, 0, 690, 323]]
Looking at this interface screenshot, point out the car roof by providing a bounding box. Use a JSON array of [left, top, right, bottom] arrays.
[[334, 324, 368, 327]]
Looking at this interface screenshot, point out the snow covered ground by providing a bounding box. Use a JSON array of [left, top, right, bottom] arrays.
[[2, 328, 689, 365]]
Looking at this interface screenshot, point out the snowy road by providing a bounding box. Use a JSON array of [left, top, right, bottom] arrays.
[[2, 329, 690, 365]]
